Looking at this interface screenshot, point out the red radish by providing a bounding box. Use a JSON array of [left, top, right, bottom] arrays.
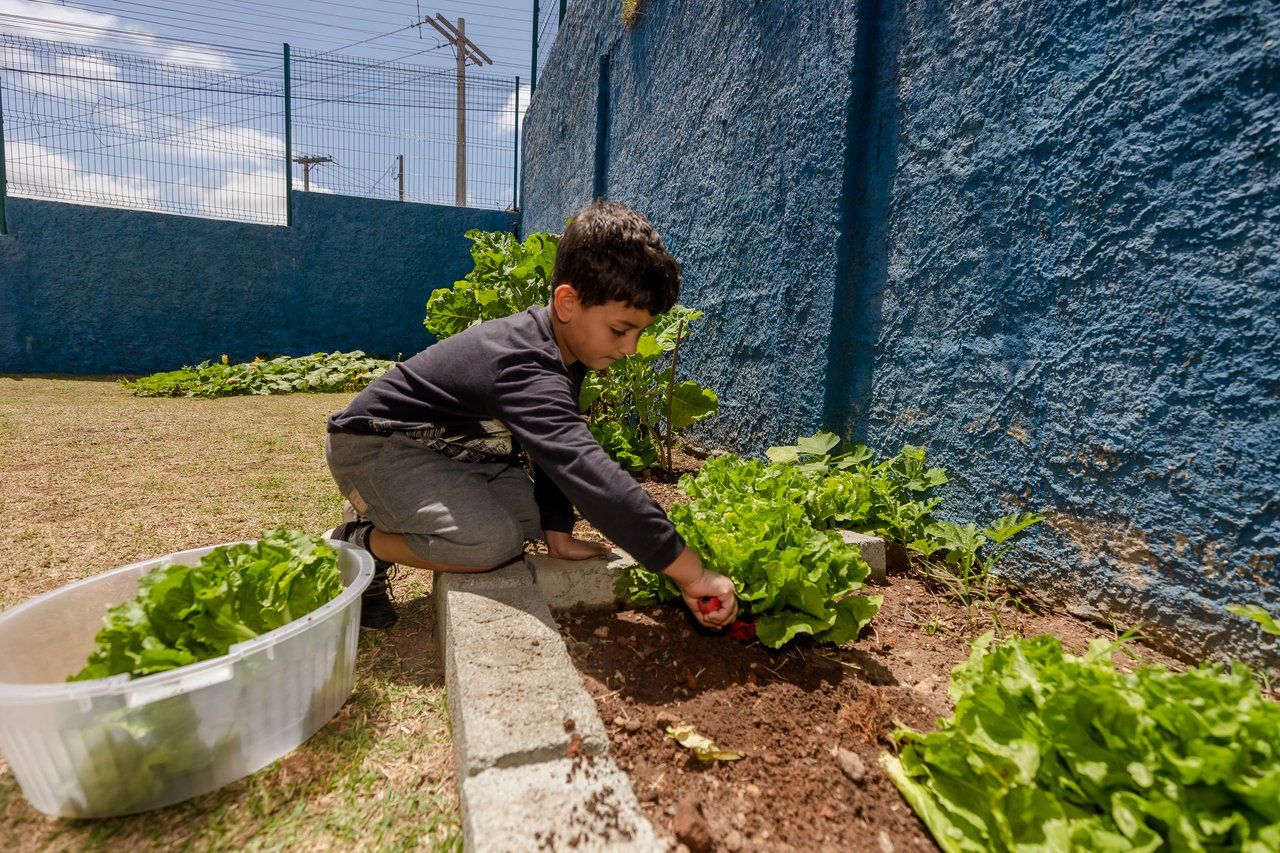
[[726, 619, 757, 642], [698, 596, 722, 614]]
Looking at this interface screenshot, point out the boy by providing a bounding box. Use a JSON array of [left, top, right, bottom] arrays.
[[325, 200, 738, 631]]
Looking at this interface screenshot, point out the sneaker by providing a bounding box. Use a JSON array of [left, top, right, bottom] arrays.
[[329, 520, 400, 630]]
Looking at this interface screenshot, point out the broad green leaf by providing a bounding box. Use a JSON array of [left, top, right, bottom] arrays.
[[884, 634, 1280, 853], [71, 530, 343, 682], [796, 432, 841, 457], [634, 334, 664, 359], [578, 375, 604, 411], [817, 595, 883, 645], [756, 609, 837, 648], [765, 444, 800, 463], [668, 381, 719, 429]]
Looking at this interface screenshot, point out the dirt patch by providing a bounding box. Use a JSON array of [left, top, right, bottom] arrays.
[[557, 571, 1185, 852]]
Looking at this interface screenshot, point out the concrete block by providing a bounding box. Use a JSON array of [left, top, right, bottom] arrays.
[[839, 531, 887, 585], [433, 563, 535, 647], [461, 757, 663, 852], [528, 549, 637, 611], [437, 575, 609, 777], [437, 561, 534, 593]]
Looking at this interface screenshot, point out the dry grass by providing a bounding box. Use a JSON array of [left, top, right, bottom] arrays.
[[0, 376, 460, 851], [621, 0, 647, 26]]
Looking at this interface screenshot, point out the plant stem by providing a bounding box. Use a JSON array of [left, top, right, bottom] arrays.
[[664, 319, 685, 471]]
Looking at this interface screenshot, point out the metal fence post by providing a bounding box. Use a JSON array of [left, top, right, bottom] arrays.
[[283, 43, 293, 227], [0, 76, 8, 236], [531, 0, 540, 94], [513, 76, 520, 210]]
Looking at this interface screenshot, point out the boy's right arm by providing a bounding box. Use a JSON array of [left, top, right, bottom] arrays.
[[661, 547, 738, 629]]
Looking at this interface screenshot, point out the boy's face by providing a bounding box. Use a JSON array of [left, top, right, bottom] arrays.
[[551, 284, 656, 370]]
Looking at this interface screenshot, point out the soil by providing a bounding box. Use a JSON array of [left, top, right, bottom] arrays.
[[557, 579, 1186, 852], [558, 455, 1189, 852]]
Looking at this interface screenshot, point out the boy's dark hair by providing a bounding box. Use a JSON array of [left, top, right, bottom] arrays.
[[551, 200, 681, 315]]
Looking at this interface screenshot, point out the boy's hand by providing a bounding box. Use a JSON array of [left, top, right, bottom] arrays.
[[662, 547, 738, 629], [544, 530, 612, 560]]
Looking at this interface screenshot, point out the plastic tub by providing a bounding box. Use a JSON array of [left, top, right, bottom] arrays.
[[0, 539, 373, 818]]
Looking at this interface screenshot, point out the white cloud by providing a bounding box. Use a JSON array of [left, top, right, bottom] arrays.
[[292, 177, 334, 193], [6, 128, 292, 224], [495, 82, 532, 137], [159, 45, 236, 73], [189, 166, 286, 221], [0, 0, 238, 74], [7, 137, 161, 210]]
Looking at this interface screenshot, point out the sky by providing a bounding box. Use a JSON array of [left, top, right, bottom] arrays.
[[0, 0, 553, 220]]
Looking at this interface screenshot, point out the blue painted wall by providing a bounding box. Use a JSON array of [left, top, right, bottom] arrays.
[[521, 0, 1279, 665], [0, 193, 515, 373], [523, 0, 866, 449]]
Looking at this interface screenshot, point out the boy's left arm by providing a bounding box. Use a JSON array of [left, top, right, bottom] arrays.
[[533, 462, 610, 559]]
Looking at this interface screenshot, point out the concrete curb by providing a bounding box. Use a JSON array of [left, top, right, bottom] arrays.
[[434, 559, 663, 852]]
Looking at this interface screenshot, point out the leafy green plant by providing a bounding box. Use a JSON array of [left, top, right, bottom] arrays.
[[617, 454, 882, 648], [423, 229, 557, 339], [423, 228, 719, 471], [768, 432, 1043, 608], [766, 430, 873, 474], [580, 306, 719, 471], [882, 633, 1280, 852], [910, 513, 1045, 607], [71, 529, 344, 681], [1227, 603, 1280, 637], [768, 434, 947, 542], [120, 352, 392, 399]]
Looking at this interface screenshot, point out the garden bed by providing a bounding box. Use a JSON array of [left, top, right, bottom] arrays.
[[561, 471, 1185, 851]]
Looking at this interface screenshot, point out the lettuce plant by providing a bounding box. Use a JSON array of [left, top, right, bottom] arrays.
[[769, 433, 1044, 607], [883, 633, 1280, 852], [71, 529, 343, 681], [617, 455, 882, 648]]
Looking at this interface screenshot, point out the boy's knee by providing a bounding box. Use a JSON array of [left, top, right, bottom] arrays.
[[456, 515, 525, 568]]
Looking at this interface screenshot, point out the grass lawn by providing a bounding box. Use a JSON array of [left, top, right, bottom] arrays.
[[0, 376, 460, 851]]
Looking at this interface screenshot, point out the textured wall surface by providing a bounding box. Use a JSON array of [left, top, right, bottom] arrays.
[[522, 0, 866, 448], [858, 0, 1278, 662], [0, 193, 514, 373], [521, 0, 1278, 664]]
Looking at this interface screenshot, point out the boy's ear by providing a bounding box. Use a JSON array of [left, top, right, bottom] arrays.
[[551, 282, 580, 321]]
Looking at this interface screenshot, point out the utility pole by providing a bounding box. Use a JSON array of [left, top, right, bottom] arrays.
[[293, 155, 333, 192], [418, 14, 492, 207]]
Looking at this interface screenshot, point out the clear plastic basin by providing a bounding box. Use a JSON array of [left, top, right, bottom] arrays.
[[0, 539, 373, 817]]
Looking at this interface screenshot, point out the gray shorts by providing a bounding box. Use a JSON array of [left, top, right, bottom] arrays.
[[324, 430, 540, 567]]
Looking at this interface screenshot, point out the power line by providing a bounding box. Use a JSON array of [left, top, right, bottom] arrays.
[[0, 11, 276, 57], [2, 30, 511, 154], [17, 0, 420, 55]]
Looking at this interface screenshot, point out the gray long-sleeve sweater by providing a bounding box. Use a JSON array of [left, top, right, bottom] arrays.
[[327, 305, 684, 573]]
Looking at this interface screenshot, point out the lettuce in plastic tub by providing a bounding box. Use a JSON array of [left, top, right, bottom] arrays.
[[0, 529, 372, 817]]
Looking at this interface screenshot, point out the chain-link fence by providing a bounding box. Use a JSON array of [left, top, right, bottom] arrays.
[[292, 48, 517, 211], [0, 33, 522, 226]]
